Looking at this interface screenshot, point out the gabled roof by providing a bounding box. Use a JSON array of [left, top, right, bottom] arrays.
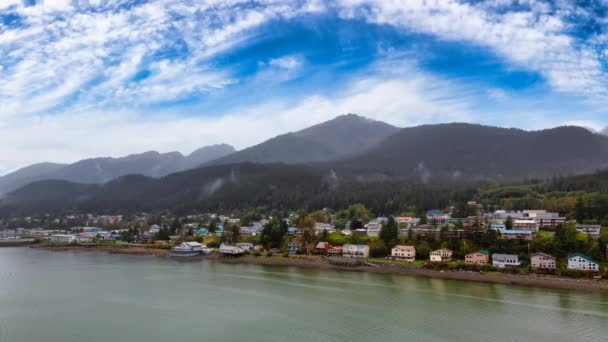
[[478, 249, 489, 255], [394, 245, 415, 251], [568, 253, 599, 264], [531, 252, 555, 260]]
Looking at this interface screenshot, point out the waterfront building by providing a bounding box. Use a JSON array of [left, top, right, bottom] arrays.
[[219, 244, 244, 256], [391, 245, 415, 262], [343, 244, 370, 258], [492, 254, 520, 268], [465, 250, 489, 265], [50, 234, 76, 243], [567, 253, 600, 272], [530, 252, 556, 270], [430, 248, 453, 262]]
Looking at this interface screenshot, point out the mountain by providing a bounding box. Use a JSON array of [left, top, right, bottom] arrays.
[[0, 163, 480, 215], [4, 122, 608, 215], [336, 123, 608, 180], [0, 144, 235, 195], [208, 114, 399, 165], [601, 127, 608, 136]]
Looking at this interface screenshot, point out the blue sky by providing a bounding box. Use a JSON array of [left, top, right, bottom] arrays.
[[0, 0, 607, 174]]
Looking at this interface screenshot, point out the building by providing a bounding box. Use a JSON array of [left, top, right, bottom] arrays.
[[287, 241, 303, 254], [513, 219, 539, 232], [576, 224, 601, 238], [430, 248, 453, 262], [50, 234, 76, 243], [328, 246, 343, 256], [148, 224, 161, 234], [465, 250, 489, 265], [567, 253, 600, 272], [499, 229, 534, 241], [314, 223, 336, 235], [366, 219, 384, 237], [315, 242, 331, 254], [219, 244, 244, 256], [235, 243, 254, 252], [492, 254, 520, 268], [343, 244, 370, 258], [524, 210, 566, 227], [391, 245, 416, 262], [530, 252, 556, 270]]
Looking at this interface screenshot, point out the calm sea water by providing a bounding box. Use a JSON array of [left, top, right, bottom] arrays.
[[0, 248, 607, 342]]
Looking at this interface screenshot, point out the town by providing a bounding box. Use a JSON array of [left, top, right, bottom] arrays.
[[2, 201, 605, 278]]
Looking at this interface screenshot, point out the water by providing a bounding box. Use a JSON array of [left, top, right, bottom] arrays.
[[1, 248, 607, 342]]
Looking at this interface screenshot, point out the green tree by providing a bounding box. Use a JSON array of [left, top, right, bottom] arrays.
[[379, 216, 399, 247], [575, 196, 586, 222], [208, 221, 217, 234], [231, 224, 240, 243], [505, 216, 513, 230]]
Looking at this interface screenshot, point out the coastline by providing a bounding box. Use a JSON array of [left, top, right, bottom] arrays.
[[31, 244, 608, 292]]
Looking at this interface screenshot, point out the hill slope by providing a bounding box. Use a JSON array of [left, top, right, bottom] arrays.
[[0, 144, 235, 194], [209, 114, 399, 165], [336, 123, 608, 180]]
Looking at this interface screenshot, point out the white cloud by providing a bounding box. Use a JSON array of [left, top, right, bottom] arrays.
[[334, 0, 608, 97]]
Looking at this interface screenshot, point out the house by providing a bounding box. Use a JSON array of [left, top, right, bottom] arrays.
[[492, 254, 520, 268], [576, 224, 601, 238], [343, 244, 370, 258], [287, 227, 300, 235], [513, 219, 539, 232], [219, 243, 244, 256], [531, 252, 556, 271], [391, 245, 416, 262], [148, 224, 161, 234], [430, 248, 453, 262], [328, 246, 343, 256], [567, 253, 600, 272], [235, 243, 254, 252], [315, 242, 331, 254], [287, 241, 303, 254], [465, 250, 489, 265], [366, 219, 384, 237], [50, 234, 76, 243], [196, 228, 208, 236], [314, 223, 335, 235]]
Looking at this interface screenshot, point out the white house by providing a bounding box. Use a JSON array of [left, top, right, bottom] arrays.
[[530, 252, 556, 270], [343, 244, 370, 258], [391, 245, 416, 262], [430, 248, 453, 262], [50, 234, 76, 243], [219, 243, 244, 256], [576, 224, 601, 239], [314, 223, 336, 235], [235, 242, 254, 252], [492, 254, 520, 268], [567, 253, 600, 272], [366, 220, 383, 237]]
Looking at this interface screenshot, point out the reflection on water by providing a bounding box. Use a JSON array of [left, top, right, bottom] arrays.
[[0, 247, 607, 342]]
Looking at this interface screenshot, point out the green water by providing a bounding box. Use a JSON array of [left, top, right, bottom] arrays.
[[0, 248, 607, 342]]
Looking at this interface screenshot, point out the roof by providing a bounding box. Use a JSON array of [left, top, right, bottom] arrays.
[[315, 242, 330, 249], [568, 253, 599, 264], [394, 245, 415, 251], [492, 253, 518, 259], [500, 230, 533, 235], [531, 252, 556, 260], [478, 249, 489, 255]]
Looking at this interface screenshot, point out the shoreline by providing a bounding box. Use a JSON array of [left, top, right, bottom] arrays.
[[31, 245, 608, 293]]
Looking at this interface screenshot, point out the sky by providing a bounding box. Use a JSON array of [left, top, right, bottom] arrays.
[[0, 0, 607, 175]]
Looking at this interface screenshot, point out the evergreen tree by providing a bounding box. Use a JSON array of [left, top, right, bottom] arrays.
[[505, 216, 513, 230], [379, 216, 399, 247], [575, 196, 586, 222], [231, 224, 240, 244], [208, 221, 217, 233]]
